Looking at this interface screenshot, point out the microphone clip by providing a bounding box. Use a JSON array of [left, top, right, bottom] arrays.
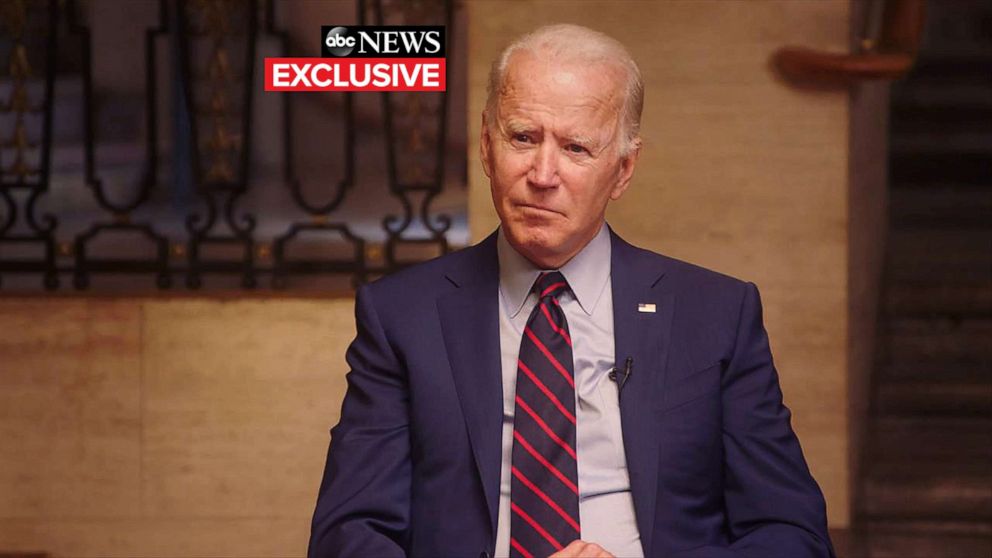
[[609, 356, 633, 397]]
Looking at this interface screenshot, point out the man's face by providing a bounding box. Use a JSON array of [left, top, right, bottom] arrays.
[[481, 50, 639, 269]]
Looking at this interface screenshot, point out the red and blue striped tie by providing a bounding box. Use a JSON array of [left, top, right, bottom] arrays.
[[509, 271, 580, 558]]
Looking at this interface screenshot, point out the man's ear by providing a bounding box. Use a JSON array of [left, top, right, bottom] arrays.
[[610, 138, 641, 201], [480, 112, 493, 179]]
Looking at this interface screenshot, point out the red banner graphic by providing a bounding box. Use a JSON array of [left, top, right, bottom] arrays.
[[264, 58, 446, 92]]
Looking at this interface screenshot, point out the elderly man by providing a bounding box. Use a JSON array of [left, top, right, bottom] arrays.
[[309, 24, 834, 558]]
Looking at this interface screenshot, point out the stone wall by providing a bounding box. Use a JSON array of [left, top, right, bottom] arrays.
[[0, 298, 353, 556]]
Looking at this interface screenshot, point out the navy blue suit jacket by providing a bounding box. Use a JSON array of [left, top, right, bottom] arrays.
[[309, 229, 835, 558]]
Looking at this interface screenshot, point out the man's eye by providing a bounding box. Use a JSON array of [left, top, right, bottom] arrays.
[[513, 133, 532, 143], [565, 144, 588, 154]]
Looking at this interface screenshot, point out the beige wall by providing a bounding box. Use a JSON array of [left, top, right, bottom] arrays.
[[468, 0, 853, 528], [0, 298, 353, 557]]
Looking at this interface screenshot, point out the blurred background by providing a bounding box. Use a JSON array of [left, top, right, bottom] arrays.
[[0, 0, 988, 556]]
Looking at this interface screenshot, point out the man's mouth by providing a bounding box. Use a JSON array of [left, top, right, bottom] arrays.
[[518, 203, 562, 216]]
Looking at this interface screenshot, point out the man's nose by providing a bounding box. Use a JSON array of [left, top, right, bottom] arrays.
[[527, 142, 561, 188]]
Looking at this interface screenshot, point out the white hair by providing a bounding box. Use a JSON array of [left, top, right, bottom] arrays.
[[484, 23, 644, 156]]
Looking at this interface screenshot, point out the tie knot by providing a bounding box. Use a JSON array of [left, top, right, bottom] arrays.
[[533, 271, 569, 300]]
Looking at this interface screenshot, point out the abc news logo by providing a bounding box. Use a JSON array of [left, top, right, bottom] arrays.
[[321, 25, 444, 58], [265, 25, 446, 92]]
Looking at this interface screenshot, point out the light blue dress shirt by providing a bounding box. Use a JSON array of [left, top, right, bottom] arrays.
[[494, 223, 644, 558]]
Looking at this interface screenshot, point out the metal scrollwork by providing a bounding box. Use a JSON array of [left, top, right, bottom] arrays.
[[68, 0, 171, 290], [178, 0, 257, 288], [269, 0, 366, 289], [0, 0, 59, 289], [367, 0, 452, 271], [0, 0, 462, 292]]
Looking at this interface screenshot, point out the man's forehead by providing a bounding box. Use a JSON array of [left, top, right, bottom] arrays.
[[498, 55, 622, 114], [503, 49, 623, 94]]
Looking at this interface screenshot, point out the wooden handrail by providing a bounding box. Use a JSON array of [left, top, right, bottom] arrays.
[[773, 0, 926, 86]]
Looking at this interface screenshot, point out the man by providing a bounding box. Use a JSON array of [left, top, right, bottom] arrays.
[[309, 24, 834, 558]]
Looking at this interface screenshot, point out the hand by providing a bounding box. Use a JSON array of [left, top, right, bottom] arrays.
[[549, 540, 615, 558]]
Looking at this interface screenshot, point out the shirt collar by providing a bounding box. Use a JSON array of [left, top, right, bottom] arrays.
[[497, 222, 611, 318]]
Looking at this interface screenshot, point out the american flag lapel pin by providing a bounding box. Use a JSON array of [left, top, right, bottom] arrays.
[[638, 303, 656, 313]]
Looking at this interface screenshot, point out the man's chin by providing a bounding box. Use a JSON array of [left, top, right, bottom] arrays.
[[505, 230, 570, 268], [507, 227, 556, 249]]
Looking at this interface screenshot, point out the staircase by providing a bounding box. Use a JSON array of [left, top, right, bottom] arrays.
[[856, 2, 992, 556]]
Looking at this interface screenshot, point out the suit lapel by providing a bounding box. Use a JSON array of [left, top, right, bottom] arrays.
[[437, 232, 503, 540], [610, 230, 674, 558]]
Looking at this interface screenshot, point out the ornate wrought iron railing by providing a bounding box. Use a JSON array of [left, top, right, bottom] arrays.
[[0, 0, 462, 292]]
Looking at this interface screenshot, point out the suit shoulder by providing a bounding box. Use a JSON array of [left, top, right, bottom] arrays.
[[361, 241, 487, 303], [625, 241, 750, 297], [664, 255, 748, 295], [626, 246, 757, 367], [619, 240, 756, 334]]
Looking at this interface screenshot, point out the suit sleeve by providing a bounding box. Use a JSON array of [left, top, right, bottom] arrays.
[[722, 282, 835, 557], [675, 282, 835, 558], [308, 284, 411, 558]]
